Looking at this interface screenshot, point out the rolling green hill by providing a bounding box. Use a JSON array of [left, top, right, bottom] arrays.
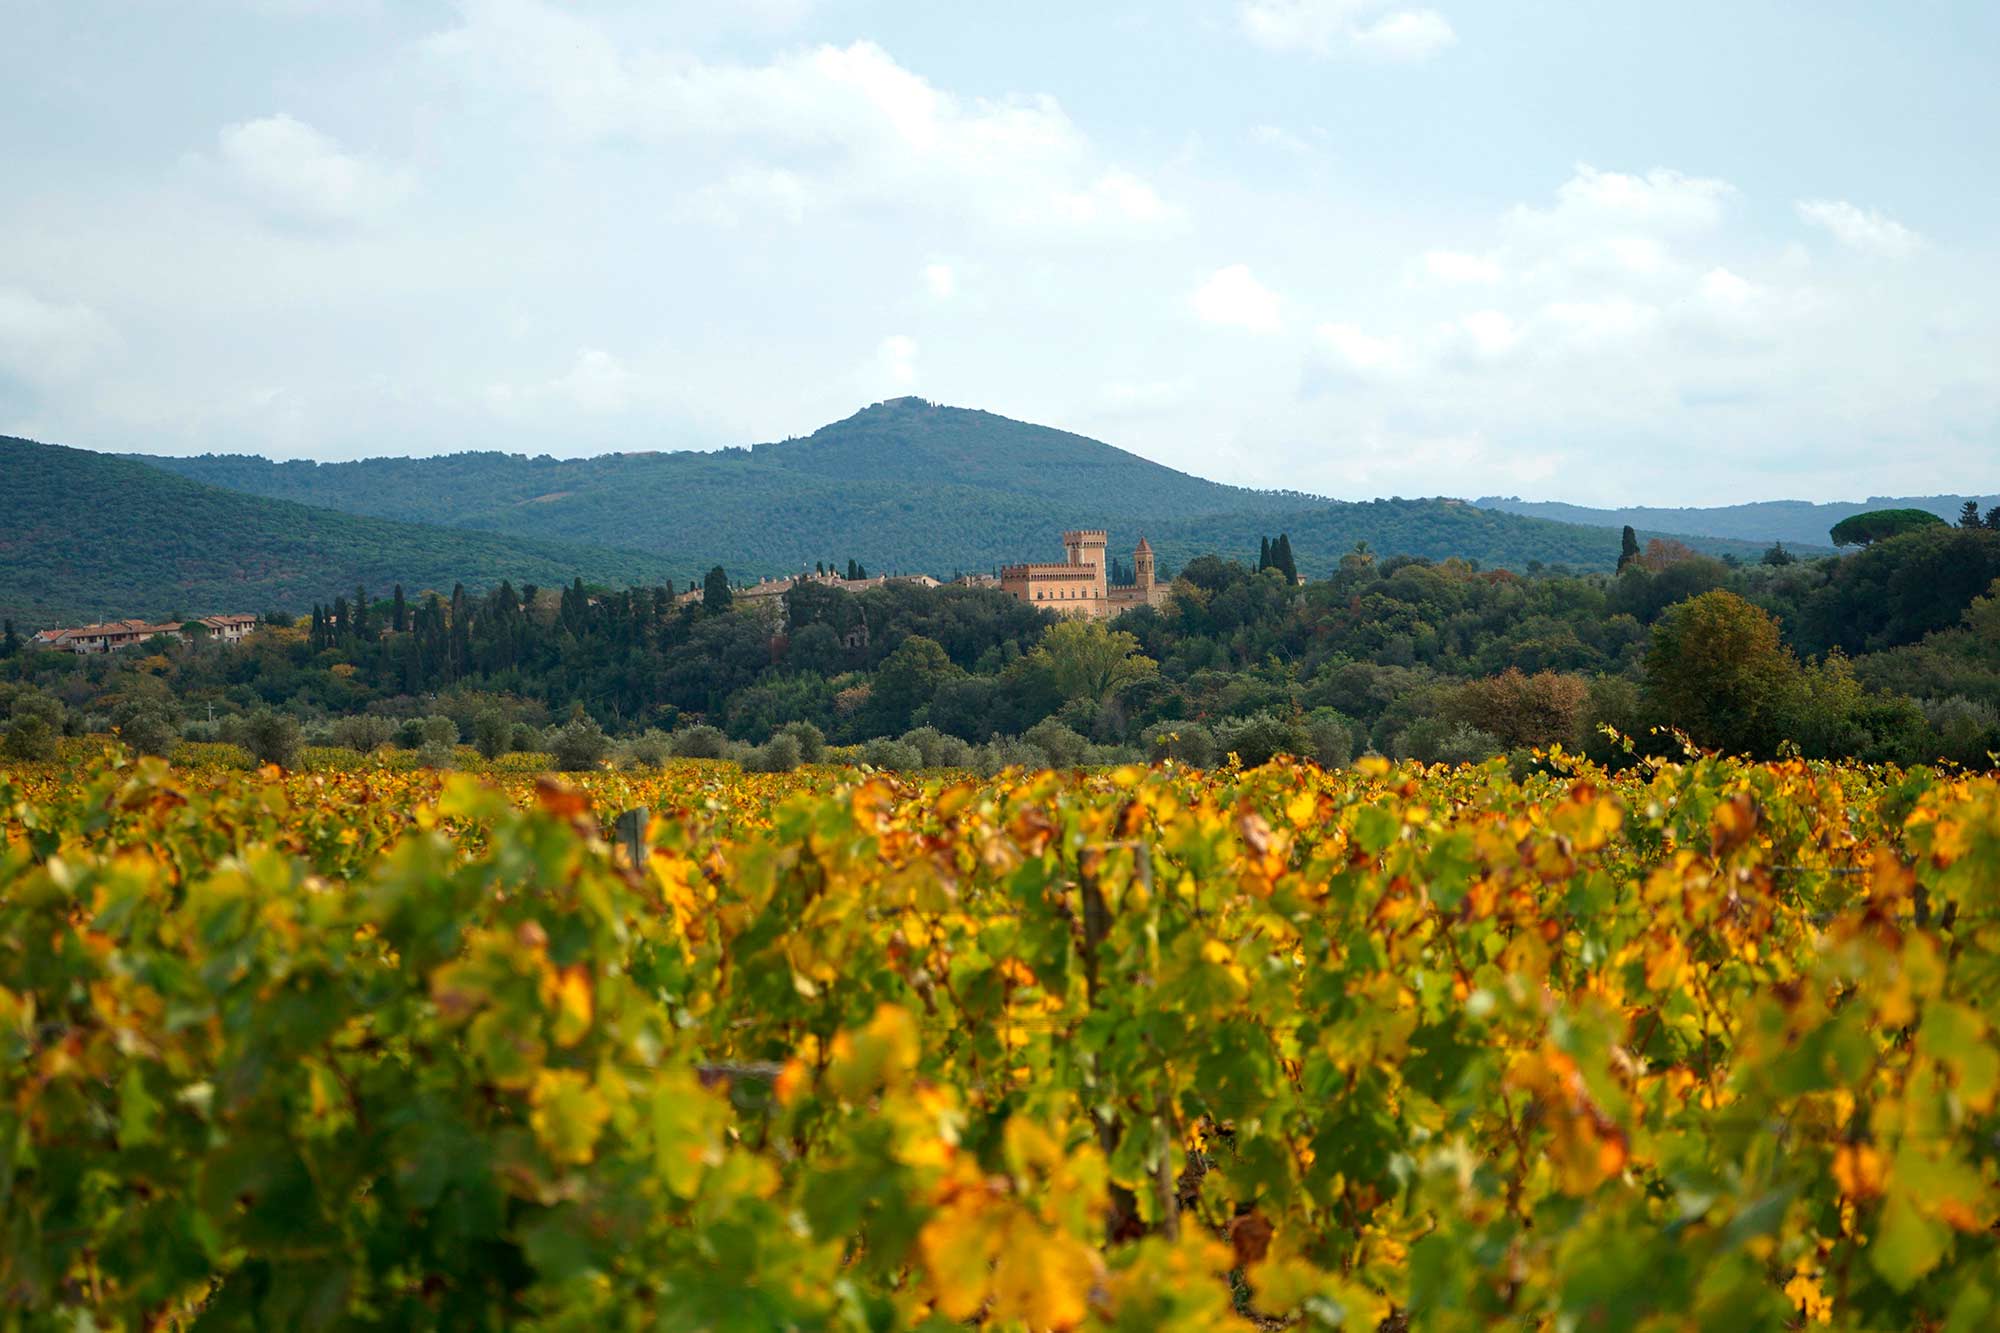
[[0, 436, 682, 629], [1472, 494, 1996, 549], [131, 397, 1777, 578]]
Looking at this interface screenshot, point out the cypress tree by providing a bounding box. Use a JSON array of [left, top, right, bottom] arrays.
[[703, 566, 733, 614], [1, 619, 17, 658], [1276, 534, 1298, 584], [392, 584, 407, 633], [1259, 536, 1272, 571], [1617, 525, 1642, 572], [449, 584, 469, 682]]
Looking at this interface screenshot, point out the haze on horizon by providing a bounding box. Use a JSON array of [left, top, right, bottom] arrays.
[[2, 0, 1994, 508]]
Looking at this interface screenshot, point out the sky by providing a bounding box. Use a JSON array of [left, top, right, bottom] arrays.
[[2, 0, 1995, 506]]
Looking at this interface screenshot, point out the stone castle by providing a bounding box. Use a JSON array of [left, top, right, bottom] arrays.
[[1000, 530, 1170, 620]]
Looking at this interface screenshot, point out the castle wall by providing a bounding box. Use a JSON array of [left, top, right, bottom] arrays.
[[1001, 530, 1169, 620]]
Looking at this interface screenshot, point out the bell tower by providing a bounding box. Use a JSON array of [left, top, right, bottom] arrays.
[[1133, 535, 1155, 593]]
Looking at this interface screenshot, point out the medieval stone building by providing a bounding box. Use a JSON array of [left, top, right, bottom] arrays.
[[999, 530, 1169, 620]]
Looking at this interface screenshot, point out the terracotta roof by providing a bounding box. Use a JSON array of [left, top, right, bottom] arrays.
[[30, 615, 254, 647]]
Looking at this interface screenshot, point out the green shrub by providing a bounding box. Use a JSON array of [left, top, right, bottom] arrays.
[[415, 740, 458, 770], [331, 714, 398, 754], [670, 725, 730, 760], [743, 733, 803, 773], [110, 696, 181, 758], [7, 687, 66, 735], [1214, 711, 1312, 767], [1397, 717, 1503, 766], [1022, 718, 1088, 768], [1143, 721, 1218, 767], [472, 708, 514, 760], [977, 737, 1046, 774], [776, 720, 827, 764], [242, 709, 303, 769], [3, 713, 57, 761], [1921, 696, 2000, 767], [406, 715, 459, 750], [550, 716, 610, 772], [899, 726, 974, 769], [860, 737, 923, 771], [1305, 708, 1356, 768], [626, 730, 673, 768]]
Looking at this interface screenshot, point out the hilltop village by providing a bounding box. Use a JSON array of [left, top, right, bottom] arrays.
[[692, 529, 1170, 622], [14, 530, 1169, 653]]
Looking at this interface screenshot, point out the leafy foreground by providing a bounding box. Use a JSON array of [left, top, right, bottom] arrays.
[[2, 751, 1998, 1331]]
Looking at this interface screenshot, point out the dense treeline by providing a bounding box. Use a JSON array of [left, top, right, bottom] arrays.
[[4, 525, 1998, 771], [0, 436, 680, 626]]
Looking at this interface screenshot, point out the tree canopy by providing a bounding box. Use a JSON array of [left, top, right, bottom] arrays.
[[1829, 508, 1946, 547]]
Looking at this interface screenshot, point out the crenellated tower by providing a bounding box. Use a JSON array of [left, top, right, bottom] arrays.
[[1062, 529, 1109, 599]]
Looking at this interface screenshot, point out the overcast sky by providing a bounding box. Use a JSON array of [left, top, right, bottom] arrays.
[[3, 0, 1995, 504]]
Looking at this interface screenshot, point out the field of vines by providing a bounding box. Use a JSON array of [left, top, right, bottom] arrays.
[[3, 745, 1999, 1331]]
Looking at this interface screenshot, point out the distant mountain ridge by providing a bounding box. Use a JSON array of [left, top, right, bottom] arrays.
[[1474, 494, 1996, 549], [129, 397, 1781, 580], [0, 436, 681, 628]]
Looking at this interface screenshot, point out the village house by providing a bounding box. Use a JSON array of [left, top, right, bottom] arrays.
[[999, 530, 1169, 621], [190, 613, 259, 644], [677, 569, 943, 610], [29, 614, 260, 654]]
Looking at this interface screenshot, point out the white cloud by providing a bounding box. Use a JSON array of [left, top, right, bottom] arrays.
[[0, 288, 119, 387], [215, 113, 410, 224], [485, 348, 649, 416], [1250, 124, 1317, 155], [1696, 266, 1759, 311], [1513, 164, 1735, 241], [551, 348, 640, 413], [1239, 1, 1456, 62], [1455, 309, 1519, 358], [1424, 250, 1502, 283], [682, 166, 814, 225], [924, 263, 958, 299], [877, 334, 919, 387], [1349, 9, 1456, 60], [1098, 379, 1189, 412], [1796, 199, 1923, 259], [1543, 297, 1659, 342], [1052, 170, 1171, 229], [1314, 321, 1408, 375], [1193, 264, 1283, 333], [426, 5, 1172, 239], [1273, 161, 1902, 498]]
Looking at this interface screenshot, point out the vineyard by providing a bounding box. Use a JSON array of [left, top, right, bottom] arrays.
[[3, 746, 1998, 1331]]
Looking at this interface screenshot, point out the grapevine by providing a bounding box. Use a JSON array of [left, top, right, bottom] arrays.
[[1, 746, 1996, 1330]]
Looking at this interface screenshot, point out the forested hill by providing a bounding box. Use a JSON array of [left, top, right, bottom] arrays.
[[132, 398, 1774, 577], [0, 437, 680, 628], [1474, 494, 1997, 548]]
